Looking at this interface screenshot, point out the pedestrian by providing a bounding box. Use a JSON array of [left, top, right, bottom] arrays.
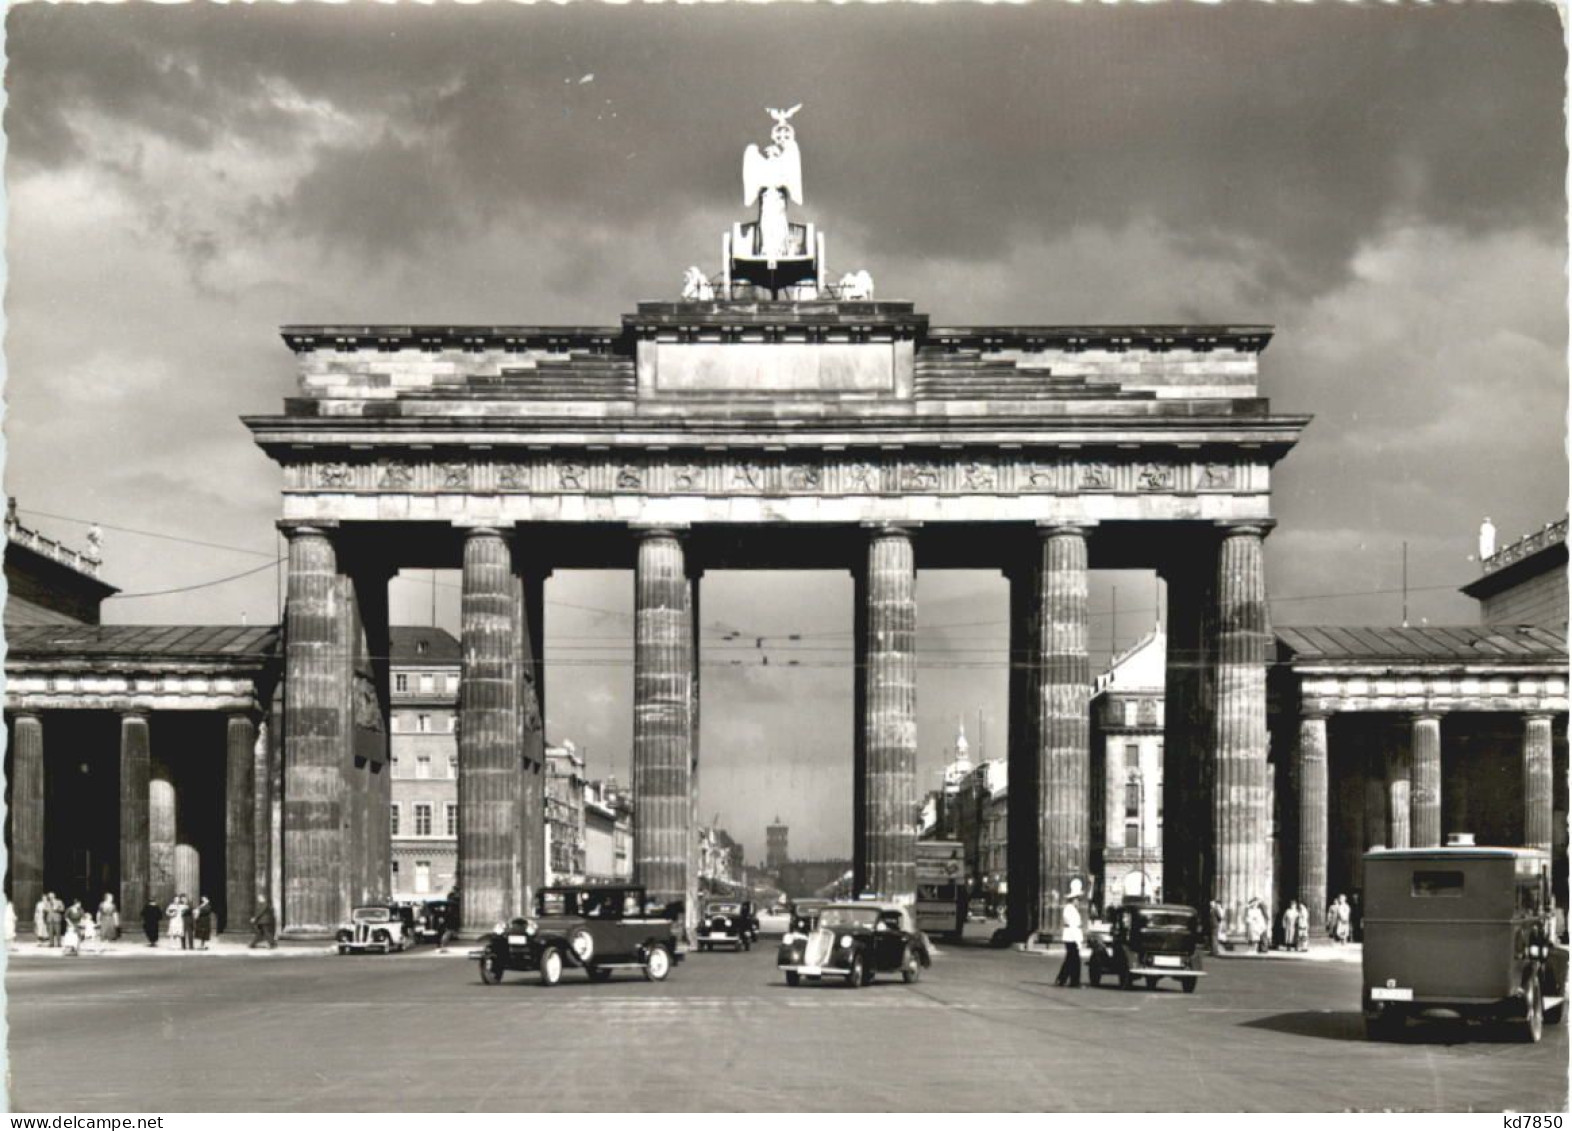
[[249, 897, 277, 950], [193, 897, 214, 950], [141, 900, 162, 946], [1054, 890, 1084, 988], [81, 911, 100, 951], [97, 893, 120, 943], [33, 894, 48, 946], [45, 893, 64, 947], [182, 896, 198, 950], [1209, 899, 1226, 956], [1245, 898, 1268, 954], [1295, 901, 1310, 950], [167, 894, 189, 950], [1333, 894, 1352, 944], [1282, 902, 1299, 953]]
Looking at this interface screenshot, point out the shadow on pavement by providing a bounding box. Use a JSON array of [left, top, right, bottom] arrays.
[[1243, 1011, 1541, 1045]]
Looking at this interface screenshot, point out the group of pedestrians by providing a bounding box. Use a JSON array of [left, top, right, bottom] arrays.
[[25, 892, 281, 953], [1210, 896, 1317, 953], [139, 894, 215, 949], [32, 893, 121, 953], [1326, 893, 1354, 943]]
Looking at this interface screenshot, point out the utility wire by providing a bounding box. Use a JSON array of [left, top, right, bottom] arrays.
[[17, 508, 277, 559], [107, 559, 283, 600]]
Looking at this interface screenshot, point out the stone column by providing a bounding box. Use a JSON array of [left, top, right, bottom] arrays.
[[458, 527, 525, 933], [852, 565, 870, 895], [225, 712, 257, 932], [862, 524, 917, 902], [1296, 712, 1329, 935], [633, 529, 695, 918], [118, 711, 151, 916], [1212, 522, 1272, 934], [281, 522, 348, 933], [1161, 548, 1216, 917], [1410, 713, 1442, 849], [1034, 524, 1091, 936], [1005, 558, 1041, 938], [149, 756, 177, 908], [1386, 727, 1411, 851], [1524, 714, 1554, 853], [688, 564, 703, 936], [10, 713, 45, 928]]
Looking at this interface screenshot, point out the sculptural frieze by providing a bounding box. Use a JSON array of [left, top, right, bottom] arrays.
[[1025, 463, 1059, 490], [1080, 462, 1113, 489], [1201, 462, 1234, 489], [318, 462, 353, 489], [498, 463, 528, 489], [379, 462, 414, 489], [846, 462, 880, 493], [900, 462, 941, 491], [558, 461, 588, 491], [672, 463, 703, 491], [616, 465, 644, 490], [732, 461, 765, 490], [442, 463, 471, 488], [962, 461, 996, 491], [787, 464, 822, 491], [1137, 463, 1174, 491]]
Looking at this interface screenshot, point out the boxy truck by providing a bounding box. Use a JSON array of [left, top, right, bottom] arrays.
[[915, 840, 967, 939]]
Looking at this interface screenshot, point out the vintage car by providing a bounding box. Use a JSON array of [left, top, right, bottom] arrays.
[[1087, 901, 1204, 993], [1362, 846, 1567, 1042], [777, 901, 930, 988], [336, 904, 413, 954], [697, 899, 759, 951], [472, 884, 683, 986], [787, 899, 829, 936], [411, 899, 459, 946]]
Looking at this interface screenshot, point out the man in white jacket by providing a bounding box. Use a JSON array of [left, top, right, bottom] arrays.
[[1055, 893, 1085, 988]]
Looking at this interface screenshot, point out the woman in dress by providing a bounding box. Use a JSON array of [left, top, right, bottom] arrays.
[[97, 893, 119, 943], [33, 895, 47, 945], [193, 897, 214, 950], [166, 895, 188, 949]]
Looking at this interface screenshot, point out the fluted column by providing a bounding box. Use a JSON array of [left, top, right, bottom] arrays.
[[1212, 522, 1272, 934], [1035, 524, 1091, 936], [633, 529, 695, 917], [149, 756, 177, 908], [225, 713, 257, 932], [1386, 726, 1411, 851], [1410, 714, 1442, 849], [458, 527, 525, 933], [1296, 711, 1328, 935], [281, 522, 348, 933], [118, 711, 151, 916], [11, 713, 45, 928], [1524, 714, 1554, 853], [517, 561, 548, 912], [862, 525, 917, 902]]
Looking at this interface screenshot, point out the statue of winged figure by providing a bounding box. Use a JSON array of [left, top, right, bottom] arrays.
[[742, 104, 803, 260]]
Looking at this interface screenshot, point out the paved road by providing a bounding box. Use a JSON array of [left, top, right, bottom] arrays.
[[6, 936, 1565, 1112]]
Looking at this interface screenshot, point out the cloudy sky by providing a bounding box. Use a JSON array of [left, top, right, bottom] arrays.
[[5, 2, 1566, 860]]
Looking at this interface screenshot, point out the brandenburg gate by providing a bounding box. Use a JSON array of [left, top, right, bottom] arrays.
[[244, 111, 1307, 938]]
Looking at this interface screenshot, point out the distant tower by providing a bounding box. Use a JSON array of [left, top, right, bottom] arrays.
[[766, 816, 790, 870]]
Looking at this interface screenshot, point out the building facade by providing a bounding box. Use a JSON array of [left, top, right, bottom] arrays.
[[545, 741, 587, 886], [4, 502, 117, 627], [389, 627, 461, 901], [766, 817, 789, 870], [584, 778, 633, 884], [1463, 518, 1567, 632], [1089, 629, 1166, 903]]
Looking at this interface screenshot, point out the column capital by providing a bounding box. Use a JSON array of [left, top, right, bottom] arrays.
[[1524, 711, 1557, 723], [630, 524, 689, 541], [119, 708, 152, 721], [456, 523, 513, 540], [277, 520, 337, 540], [11, 708, 43, 722], [1035, 520, 1095, 539], [1412, 711, 1446, 724], [1299, 706, 1332, 722], [860, 521, 919, 538], [1214, 519, 1276, 539]]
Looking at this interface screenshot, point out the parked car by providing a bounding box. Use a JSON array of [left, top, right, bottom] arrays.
[[411, 899, 459, 946], [777, 901, 930, 988], [336, 905, 412, 954], [697, 899, 758, 951], [471, 885, 683, 987], [786, 899, 829, 937], [1087, 901, 1204, 993], [1362, 845, 1567, 1042]]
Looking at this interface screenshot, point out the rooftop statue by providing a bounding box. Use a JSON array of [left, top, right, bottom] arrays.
[[742, 105, 804, 262]]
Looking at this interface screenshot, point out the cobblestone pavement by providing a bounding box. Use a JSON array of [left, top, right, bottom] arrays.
[[6, 931, 1564, 1112]]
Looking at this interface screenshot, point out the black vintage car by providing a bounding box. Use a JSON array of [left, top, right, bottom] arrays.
[[697, 899, 759, 951], [411, 899, 459, 946], [472, 885, 684, 986], [777, 901, 930, 988], [788, 899, 829, 936], [1087, 901, 1205, 993]]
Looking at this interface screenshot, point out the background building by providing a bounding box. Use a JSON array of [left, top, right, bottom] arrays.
[[1463, 517, 1567, 632], [584, 777, 633, 884], [545, 741, 587, 885], [389, 627, 460, 901], [4, 500, 117, 626], [765, 817, 789, 870], [1089, 628, 1166, 905]]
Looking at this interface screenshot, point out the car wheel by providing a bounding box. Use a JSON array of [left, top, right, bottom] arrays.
[[901, 946, 922, 984], [337, 946, 349, 956], [785, 971, 800, 987], [540, 947, 564, 987], [644, 945, 672, 982], [478, 951, 504, 985], [1182, 977, 1198, 995], [1523, 977, 1545, 1044], [846, 954, 865, 989], [567, 927, 596, 965]]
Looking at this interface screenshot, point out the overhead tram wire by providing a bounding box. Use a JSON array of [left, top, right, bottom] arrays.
[[107, 558, 283, 600]]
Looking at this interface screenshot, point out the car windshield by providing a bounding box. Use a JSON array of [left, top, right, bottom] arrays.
[[818, 906, 880, 929], [707, 902, 741, 914], [353, 908, 390, 922], [1135, 910, 1194, 931]]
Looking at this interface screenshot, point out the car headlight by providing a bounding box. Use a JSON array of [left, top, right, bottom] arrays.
[[782, 932, 798, 945], [525, 921, 538, 936], [838, 934, 853, 949], [494, 921, 508, 934]]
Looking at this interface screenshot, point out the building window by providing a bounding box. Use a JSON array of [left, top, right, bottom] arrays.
[[390, 804, 400, 836], [446, 674, 459, 695], [390, 714, 402, 734], [395, 674, 408, 693], [420, 674, 435, 694], [416, 755, 431, 780], [445, 714, 457, 734], [448, 755, 458, 779], [415, 861, 431, 894], [1125, 774, 1141, 819], [418, 714, 432, 734], [391, 860, 400, 884], [446, 803, 458, 837], [390, 753, 400, 777], [1123, 701, 1138, 727], [415, 804, 432, 837]]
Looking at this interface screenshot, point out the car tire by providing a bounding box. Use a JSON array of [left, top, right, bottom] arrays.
[[567, 927, 596, 965], [479, 952, 504, 985], [901, 946, 921, 984], [1523, 977, 1545, 1044], [1182, 977, 1198, 995], [846, 954, 864, 989], [337, 946, 349, 956], [540, 947, 564, 987], [644, 945, 672, 982], [785, 971, 800, 987]]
